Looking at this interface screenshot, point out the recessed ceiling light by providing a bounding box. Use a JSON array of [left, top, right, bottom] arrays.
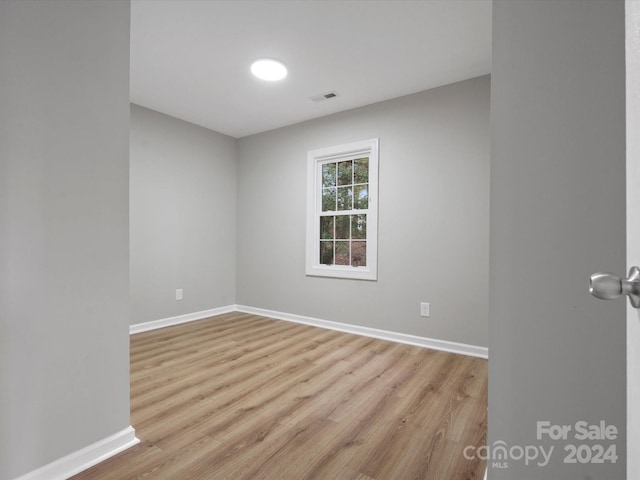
[[251, 58, 287, 81]]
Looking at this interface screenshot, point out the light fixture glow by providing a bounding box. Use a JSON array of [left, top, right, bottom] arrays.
[[251, 58, 287, 81]]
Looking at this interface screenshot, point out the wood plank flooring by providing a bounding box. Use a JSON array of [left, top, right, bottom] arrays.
[[72, 312, 487, 480]]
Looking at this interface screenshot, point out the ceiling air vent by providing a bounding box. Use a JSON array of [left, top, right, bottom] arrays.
[[310, 91, 339, 102]]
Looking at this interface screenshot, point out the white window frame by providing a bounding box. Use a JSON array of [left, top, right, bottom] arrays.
[[306, 138, 379, 280]]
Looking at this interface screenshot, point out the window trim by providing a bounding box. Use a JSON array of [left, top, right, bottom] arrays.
[[306, 138, 379, 280]]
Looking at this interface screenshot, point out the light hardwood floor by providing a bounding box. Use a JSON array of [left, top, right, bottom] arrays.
[[72, 312, 487, 479]]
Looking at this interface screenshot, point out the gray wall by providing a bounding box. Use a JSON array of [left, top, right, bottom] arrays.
[[130, 105, 237, 325], [0, 1, 131, 479], [490, 1, 626, 478], [237, 76, 490, 347]]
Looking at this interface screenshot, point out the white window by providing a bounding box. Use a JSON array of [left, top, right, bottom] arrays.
[[306, 138, 379, 280]]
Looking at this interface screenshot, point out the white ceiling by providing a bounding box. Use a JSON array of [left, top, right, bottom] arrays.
[[130, 0, 491, 139]]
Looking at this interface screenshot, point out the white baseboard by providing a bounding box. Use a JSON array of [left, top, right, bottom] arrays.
[[129, 304, 488, 359], [129, 305, 236, 334], [236, 305, 488, 359], [14, 426, 139, 480]]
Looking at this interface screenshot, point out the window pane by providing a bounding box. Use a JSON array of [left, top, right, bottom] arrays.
[[354, 185, 368, 210], [322, 187, 336, 211], [307, 139, 377, 280], [320, 216, 334, 240], [335, 241, 350, 265], [322, 163, 336, 188], [337, 161, 353, 186], [337, 186, 353, 210], [335, 215, 350, 239], [351, 214, 367, 239], [351, 241, 367, 267], [354, 158, 369, 184], [320, 241, 334, 265]]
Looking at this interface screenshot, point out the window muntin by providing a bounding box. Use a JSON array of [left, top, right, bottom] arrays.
[[306, 139, 378, 280]]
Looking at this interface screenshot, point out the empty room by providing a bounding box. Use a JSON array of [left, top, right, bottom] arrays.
[[1, 1, 632, 480]]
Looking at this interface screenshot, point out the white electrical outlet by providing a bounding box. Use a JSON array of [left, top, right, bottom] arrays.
[[420, 302, 430, 317], [176, 288, 183, 301]]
